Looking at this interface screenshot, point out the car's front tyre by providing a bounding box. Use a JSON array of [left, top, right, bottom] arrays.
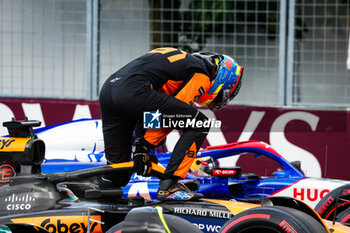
[[219, 206, 328, 233], [315, 183, 350, 220]]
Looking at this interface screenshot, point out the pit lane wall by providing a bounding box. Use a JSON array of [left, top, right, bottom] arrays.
[[0, 97, 349, 180]]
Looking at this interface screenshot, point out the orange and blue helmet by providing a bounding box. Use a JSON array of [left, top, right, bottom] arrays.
[[193, 52, 244, 111]]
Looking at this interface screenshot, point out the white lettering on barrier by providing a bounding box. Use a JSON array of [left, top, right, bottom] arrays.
[[22, 103, 46, 127], [73, 104, 92, 120], [167, 110, 321, 178], [270, 111, 321, 177], [0, 103, 15, 136], [204, 110, 266, 167], [230, 110, 266, 166], [0, 101, 325, 179], [201, 110, 228, 146]]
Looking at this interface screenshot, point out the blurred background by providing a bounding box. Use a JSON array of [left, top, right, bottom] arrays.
[[1, 0, 350, 179], [1, 0, 349, 106]]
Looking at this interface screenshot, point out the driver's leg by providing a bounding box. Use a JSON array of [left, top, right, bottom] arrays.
[[99, 83, 136, 188]]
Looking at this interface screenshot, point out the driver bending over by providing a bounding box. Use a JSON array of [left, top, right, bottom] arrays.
[[99, 47, 243, 201]]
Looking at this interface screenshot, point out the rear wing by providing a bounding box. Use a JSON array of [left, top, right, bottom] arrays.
[[3, 117, 41, 138]]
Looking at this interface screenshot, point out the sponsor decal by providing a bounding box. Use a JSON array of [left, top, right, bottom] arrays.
[[11, 215, 102, 233], [174, 207, 208, 217], [270, 179, 343, 208], [0, 138, 15, 149], [186, 149, 196, 158], [173, 207, 232, 219], [293, 188, 330, 202], [5, 194, 35, 211], [317, 195, 335, 215], [180, 215, 228, 233], [198, 87, 205, 96], [0, 137, 30, 152], [0, 164, 16, 183], [342, 189, 350, 196], [110, 77, 121, 83], [212, 169, 236, 176], [279, 220, 297, 233], [193, 223, 221, 233]]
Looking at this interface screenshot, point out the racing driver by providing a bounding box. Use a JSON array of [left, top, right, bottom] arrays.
[[99, 47, 244, 201]]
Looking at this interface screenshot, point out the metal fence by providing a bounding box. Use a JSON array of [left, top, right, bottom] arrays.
[[0, 0, 87, 99], [1, 0, 349, 107], [287, 0, 350, 106]]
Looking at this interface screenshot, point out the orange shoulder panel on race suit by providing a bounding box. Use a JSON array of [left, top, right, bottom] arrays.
[[175, 73, 211, 105], [158, 80, 184, 96], [144, 73, 211, 146]]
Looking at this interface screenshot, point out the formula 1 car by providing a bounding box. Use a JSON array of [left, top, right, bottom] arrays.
[[1, 161, 349, 233], [0, 121, 349, 233], [1, 118, 350, 231], [9, 118, 348, 208]]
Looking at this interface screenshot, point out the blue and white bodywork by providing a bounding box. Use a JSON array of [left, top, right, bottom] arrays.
[[35, 119, 106, 171]]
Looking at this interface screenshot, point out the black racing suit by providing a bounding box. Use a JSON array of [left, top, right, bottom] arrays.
[[99, 48, 214, 187]]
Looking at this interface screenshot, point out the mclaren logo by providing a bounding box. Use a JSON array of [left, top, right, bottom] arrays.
[[11, 215, 102, 233], [0, 164, 16, 183]]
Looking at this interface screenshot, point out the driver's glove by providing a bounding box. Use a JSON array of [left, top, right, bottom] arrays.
[[133, 137, 158, 176], [133, 153, 159, 176]]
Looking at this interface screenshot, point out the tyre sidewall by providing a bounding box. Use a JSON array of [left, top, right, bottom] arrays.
[[106, 214, 201, 233], [220, 206, 327, 233], [315, 183, 350, 219]]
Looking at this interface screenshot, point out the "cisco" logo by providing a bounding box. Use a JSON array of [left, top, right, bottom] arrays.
[[5, 194, 35, 211]]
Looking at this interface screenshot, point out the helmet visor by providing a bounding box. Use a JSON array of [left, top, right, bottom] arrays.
[[208, 67, 244, 112], [207, 89, 231, 112]]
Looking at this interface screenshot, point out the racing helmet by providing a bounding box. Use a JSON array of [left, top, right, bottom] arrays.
[[193, 52, 244, 112]]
